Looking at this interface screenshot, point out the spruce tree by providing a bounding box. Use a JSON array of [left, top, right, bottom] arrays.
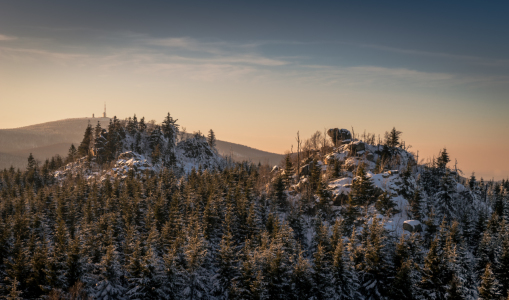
[[357, 217, 391, 300], [207, 129, 216, 148], [437, 148, 450, 170], [316, 175, 332, 216], [435, 171, 457, 220], [214, 226, 237, 299], [349, 164, 376, 207], [385, 127, 402, 148], [272, 175, 287, 211], [410, 187, 424, 220], [67, 144, 77, 163], [446, 275, 463, 300], [282, 154, 294, 188], [497, 232, 509, 298], [309, 158, 321, 191], [77, 123, 93, 157], [291, 249, 312, 300], [27, 153, 37, 171], [90, 244, 126, 300], [311, 244, 334, 300], [331, 239, 359, 300], [6, 278, 22, 300], [478, 263, 501, 300], [375, 191, 399, 217], [419, 239, 449, 299]]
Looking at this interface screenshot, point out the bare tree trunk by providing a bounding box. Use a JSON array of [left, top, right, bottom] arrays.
[[296, 131, 301, 178]]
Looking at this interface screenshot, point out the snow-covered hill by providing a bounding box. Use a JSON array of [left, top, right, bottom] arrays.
[[53, 115, 226, 181]]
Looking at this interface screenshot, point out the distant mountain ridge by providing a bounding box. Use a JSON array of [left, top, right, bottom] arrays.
[[0, 117, 283, 170]]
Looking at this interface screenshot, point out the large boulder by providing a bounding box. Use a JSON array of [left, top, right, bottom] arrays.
[[333, 193, 349, 206], [403, 220, 423, 233], [327, 128, 352, 146], [366, 152, 375, 162], [299, 164, 310, 176]]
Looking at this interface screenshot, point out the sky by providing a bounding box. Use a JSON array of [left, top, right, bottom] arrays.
[[0, 1, 508, 180]]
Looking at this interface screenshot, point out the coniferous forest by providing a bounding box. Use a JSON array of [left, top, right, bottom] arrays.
[[1, 113, 509, 300]]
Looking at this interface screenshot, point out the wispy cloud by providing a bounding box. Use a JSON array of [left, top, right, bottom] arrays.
[[145, 37, 287, 66], [357, 43, 509, 67], [0, 34, 16, 41], [1, 32, 508, 88], [0, 46, 88, 63]]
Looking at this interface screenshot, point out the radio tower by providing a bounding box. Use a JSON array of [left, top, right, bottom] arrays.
[[102, 102, 107, 118]]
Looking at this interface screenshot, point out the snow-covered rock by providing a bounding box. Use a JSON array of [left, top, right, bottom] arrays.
[[403, 220, 423, 232]]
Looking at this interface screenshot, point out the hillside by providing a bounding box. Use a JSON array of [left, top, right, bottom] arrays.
[[0, 117, 283, 169], [0, 124, 504, 299], [0, 121, 507, 299]]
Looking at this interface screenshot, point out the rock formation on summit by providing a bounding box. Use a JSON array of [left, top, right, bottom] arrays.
[[327, 128, 352, 146]]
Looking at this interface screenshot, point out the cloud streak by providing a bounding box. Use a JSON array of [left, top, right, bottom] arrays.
[[0, 34, 16, 41], [1, 33, 508, 89], [357, 43, 509, 67]]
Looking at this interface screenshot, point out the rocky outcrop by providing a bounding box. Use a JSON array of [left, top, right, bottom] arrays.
[[333, 193, 349, 206], [367, 152, 375, 161], [403, 220, 422, 232], [327, 128, 352, 146], [176, 136, 225, 172], [300, 164, 310, 176]]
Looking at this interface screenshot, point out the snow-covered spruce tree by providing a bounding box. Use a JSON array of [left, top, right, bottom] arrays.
[[385, 127, 402, 148], [496, 229, 509, 298], [291, 248, 313, 300], [66, 144, 78, 163], [181, 218, 210, 300], [6, 277, 23, 300], [105, 116, 125, 162], [375, 191, 399, 217], [77, 123, 93, 158], [263, 240, 293, 299], [357, 217, 392, 300], [159, 242, 184, 300], [455, 240, 478, 300], [478, 263, 502, 300], [287, 203, 306, 246], [476, 215, 501, 279], [94, 128, 108, 165], [126, 245, 164, 299], [272, 175, 287, 212], [316, 175, 332, 216], [419, 221, 466, 300], [282, 154, 294, 188], [149, 125, 164, 163], [331, 239, 359, 300], [4, 236, 30, 298], [434, 171, 457, 221], [349, 164, 377, 207], [399, 164, 415, 201], [213, 219, 238, 299], [389, 235, 421, 300], [309, 158, 321, 191], [89, 244, 126, 300], [493, 184, 505, 218], [410, 187, 424, 221], [311, 243, 334, 300], [419, 239, 447, 300], [26, 237, 50, 298], [207, 129, 216, 149]]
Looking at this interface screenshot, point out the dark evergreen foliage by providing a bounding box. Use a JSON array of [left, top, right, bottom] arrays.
[[0, 122, 505, 300]]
